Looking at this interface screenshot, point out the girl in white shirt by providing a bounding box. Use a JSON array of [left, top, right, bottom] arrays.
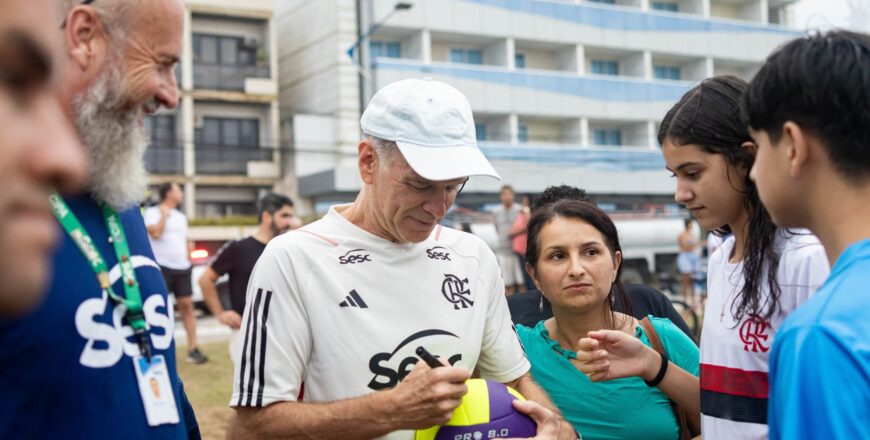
[[574, 76, 829, 440]]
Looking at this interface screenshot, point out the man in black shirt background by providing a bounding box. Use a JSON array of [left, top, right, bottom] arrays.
[[199, 193, 295, 335], [507, 185, 694, 341]]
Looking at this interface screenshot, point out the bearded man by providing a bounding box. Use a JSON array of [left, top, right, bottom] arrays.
[[0, 0, 199, 438]]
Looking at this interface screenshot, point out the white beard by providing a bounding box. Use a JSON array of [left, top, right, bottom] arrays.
[[73, 63, 152, 211]]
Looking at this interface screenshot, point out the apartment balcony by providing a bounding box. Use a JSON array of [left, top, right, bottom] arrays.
[[372, 58, 692, 119], [145, 144, 279, 177], [371, 0, 799, 61], [193, 63, 272, 93], [145, 146, 184, 175], [195, 144, 276, 176], [478, 141, 664, 171]]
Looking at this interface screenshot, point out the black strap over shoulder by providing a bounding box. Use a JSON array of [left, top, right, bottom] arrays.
[[639, 317, 692, 440]]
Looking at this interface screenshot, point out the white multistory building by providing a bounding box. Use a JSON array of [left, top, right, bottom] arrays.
[[278, 0, 801, 213], [146, 0, 290, 218]]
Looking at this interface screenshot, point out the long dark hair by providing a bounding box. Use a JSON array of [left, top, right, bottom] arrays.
[[525, 199, 631, 328], [659, 75, 781, 322]]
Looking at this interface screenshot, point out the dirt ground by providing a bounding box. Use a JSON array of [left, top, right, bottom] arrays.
[[176, 343, 234, 440]]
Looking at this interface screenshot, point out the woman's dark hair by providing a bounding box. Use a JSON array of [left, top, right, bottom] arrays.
[[525, 199, 631, 327], [659, 75, 781, 322]]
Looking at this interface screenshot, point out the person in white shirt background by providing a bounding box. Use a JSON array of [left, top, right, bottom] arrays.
[[492, 185, 525, 296], [145, 182, 207, 364]]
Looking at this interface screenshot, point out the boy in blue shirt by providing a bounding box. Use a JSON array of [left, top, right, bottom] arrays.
[[743, 30, 870, 439]]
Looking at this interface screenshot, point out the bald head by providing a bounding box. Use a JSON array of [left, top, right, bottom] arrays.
[[55, 0, 184, 210]]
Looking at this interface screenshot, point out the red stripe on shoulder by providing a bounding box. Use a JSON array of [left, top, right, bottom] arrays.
[[434, 225, 443, 241], [299, 230, 339, 247]]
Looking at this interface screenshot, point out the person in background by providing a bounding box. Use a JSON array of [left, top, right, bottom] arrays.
[[517, 199, 700, 439], [743, 30, 870, 439], [0, 0, 87, 316], [145, 182, 206, 365], [199, 192, 294, 354], [510, 194, 535, 291], [660, 75, 829, 439], [508, 185, 694, 340], [493, 184, 524, 295], [677, 219, 701, 310]]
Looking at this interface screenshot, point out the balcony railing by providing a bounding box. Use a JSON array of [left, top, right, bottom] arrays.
[[461, 0, 800, 34], [145, 144, 277, 175], [193, 63, 271, 91], [145, 146, 183, 175], [478, 142, 665, 171], [373, 58, 694, 103], [195, 144, 275, 175]]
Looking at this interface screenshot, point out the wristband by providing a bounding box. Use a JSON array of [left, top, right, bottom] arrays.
[[644, 351, 668, 387]]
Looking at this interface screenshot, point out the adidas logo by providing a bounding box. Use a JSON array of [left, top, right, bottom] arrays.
[[339, 289, 368, 308]]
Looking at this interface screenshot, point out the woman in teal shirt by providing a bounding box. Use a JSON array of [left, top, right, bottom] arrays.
[[517, 199, 700, 440]]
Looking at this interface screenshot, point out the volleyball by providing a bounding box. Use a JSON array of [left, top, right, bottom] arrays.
[[415, 379, 537, 440]]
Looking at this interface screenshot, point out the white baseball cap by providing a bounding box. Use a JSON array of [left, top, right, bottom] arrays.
[[360, 78, 500, 181]]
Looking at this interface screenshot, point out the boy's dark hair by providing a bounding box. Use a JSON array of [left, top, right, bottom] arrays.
[[742, 30, 870, 181], [258, 193, 293, 222], [530, 185, 590, 212], [157, 182, 178, 201]]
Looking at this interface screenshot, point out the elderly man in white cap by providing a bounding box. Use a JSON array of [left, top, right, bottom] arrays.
[[228, 78, 573, 440]]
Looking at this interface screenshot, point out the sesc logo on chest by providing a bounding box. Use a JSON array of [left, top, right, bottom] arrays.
[[339, 249, 372, 265], [75, 255, 175, 368], [368, 329, 464, 390]]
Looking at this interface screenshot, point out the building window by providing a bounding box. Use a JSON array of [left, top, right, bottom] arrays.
[[651, 2, 679, 12], [653, 65, 681, 80], [517, 124, 529, 143], [450, 48, 484, 65], [593, 129, 622, 146], [144, 115, 176, 147], [475, 123, 487, 141], [198, 117, 260, 147], [515, 53, 526, 69], [588, 0, 616, 4], [591, 60, 619, 75], [370, 41, 401, 59], [193, 34, 259, 66]]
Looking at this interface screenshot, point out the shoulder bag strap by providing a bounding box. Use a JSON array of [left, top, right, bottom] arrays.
[[639, 317, 691, 440]]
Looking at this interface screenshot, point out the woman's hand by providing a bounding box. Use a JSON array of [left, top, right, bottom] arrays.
[[502, 400, 577, 440], [573, 329, 660, 382]]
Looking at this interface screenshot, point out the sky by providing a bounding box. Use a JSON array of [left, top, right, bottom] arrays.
[[790, 0, 869, 31]]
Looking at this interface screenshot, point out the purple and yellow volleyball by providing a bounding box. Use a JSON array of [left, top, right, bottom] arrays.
[[415, 379, 537, 440]]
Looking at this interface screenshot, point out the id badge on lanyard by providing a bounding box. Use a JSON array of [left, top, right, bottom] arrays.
[[49, 194, 180, 426]]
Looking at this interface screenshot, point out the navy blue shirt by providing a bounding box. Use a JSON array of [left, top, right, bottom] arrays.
[[0, 194, 188, 439]]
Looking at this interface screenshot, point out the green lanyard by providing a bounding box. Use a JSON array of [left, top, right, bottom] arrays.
[[49, 193, 152, 359]]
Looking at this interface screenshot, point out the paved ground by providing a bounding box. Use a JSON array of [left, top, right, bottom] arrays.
[[174, 314, 233, 345]]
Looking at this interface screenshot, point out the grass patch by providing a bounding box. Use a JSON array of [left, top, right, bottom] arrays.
[[176, 343, 234, 440]]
